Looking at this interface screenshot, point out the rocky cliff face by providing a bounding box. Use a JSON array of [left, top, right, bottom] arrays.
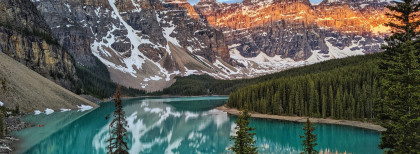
[[195, 0, 390, 70], [314, 0, 391, 34], [0, 51, 97, 112], [31, 0, 234, 91], [0, 0, 77, 90]]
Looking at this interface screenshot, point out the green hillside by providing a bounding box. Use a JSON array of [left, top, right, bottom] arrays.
[[226, 54, 382, 121]]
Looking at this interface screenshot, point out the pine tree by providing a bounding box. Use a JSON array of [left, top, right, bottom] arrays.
[[321, 93, 327, 118], [328, 86, 334, 118], [272, 91, 281, 115], [288, 87, 294, 115], [0, 113, 3, 138], [308, 80, 316, 117], [361, 85, 367, 119], [229, 108, 258, 154], [13, 105, 19, 116], [108, 86, 129, 154], [300, 118, 318, 154], [314, 90, 320, 117], [335, 88, 342, 119], [295, 91, 300, 116], [282, 89, 287, 114], [261, 99, 267, 114], [378, 0, 420, 152]]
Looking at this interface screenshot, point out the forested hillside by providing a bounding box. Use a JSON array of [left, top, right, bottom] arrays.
[[75, 60, 146, 99], [226, 54, 382, 121], [158, 54, 381, 99]]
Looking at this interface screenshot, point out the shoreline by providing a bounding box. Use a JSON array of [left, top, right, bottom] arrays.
[[98, 95, 229, 104], [216, 105, 386, 132], [1, 114, 32, 153]]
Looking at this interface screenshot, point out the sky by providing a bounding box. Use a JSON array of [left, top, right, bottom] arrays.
[[187, 0, 324, 5]]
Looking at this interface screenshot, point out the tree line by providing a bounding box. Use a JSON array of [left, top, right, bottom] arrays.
[[227, 54, 382, 121], [154, 54, 381, 96], [74, 61, 146, 99]]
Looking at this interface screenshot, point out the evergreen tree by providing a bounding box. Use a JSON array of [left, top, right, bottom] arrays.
[[335, 88, 342, 119], [308, 80, 316, 117], [288, 87, 294, 115], [282, 89, 287, 114], [0, 113, 3, 138], [108, 86, 129, 154], [272, 91, 281, 115], [295, 91, 300, 116], [361, 85, 367, 119], [321, 93, 327, 118], [328, 86, 334, 118], [378, 0, 420, 152], [13, 105, 19, 116], [300, 118, 318, 154], [314, 90, 320, 117], [229, 108, 258, 154], [261, 99, 267, 114]]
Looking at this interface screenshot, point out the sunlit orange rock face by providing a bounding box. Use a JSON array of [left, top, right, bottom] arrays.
[[196, 0, 314, 29], [314, 4, 369, 33], [195, 0, 391, 35], [359, 6, 391, 34], [218, 1, 314, 29], [313, 2, 390, 35]]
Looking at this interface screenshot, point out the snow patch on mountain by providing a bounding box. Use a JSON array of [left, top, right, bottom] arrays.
[[306, 37, 366, 62], [162, 20, 181, 48], [229, 45, 309, 76], [108, 0, 147, 73]]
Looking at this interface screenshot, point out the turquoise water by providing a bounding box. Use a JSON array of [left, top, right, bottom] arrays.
[[15, 96, 382, 154]]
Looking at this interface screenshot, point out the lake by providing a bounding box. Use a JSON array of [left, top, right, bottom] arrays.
[[15, 96, 382, 153]]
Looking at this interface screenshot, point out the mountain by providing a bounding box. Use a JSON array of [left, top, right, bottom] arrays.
[[0, 51, 98, 112], [28, 0, 391, 91], [195, 0, 390, 74], [0, 0, 78, 90], [31, 0, 237, 91]]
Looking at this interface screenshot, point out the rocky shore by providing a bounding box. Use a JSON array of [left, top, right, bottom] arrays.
[[79, 95, 102, 104], [216, 105, 386, 132], [0, 115, 32, 153]]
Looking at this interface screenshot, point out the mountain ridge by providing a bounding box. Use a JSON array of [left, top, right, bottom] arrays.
[[26, 0, 392, 91]]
